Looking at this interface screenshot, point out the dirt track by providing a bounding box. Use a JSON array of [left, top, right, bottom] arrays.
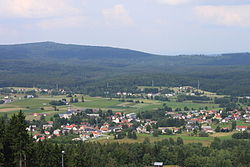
[[0, 108, 24, 112]]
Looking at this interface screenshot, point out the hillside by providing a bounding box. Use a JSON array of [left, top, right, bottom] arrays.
[[0, 42, 250, 95]]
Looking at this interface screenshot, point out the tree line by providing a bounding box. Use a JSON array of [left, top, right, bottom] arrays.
[[1, 111, 250, 167]]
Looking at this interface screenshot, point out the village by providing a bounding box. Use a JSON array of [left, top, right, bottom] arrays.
[[29, 106, 250, 142], [1, 86, 250, 143]]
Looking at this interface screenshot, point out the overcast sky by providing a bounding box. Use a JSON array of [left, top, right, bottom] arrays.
[[0, 0, 250, 54]]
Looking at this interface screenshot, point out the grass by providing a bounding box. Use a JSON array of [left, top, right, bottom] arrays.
[[73, 97, 122, 109], [236, 120, 250, 126], [211, 120, 250, 129], [90, 132, 233, 146], [10, 98, 50, 109], [160, 100, 220, 110], [0, 93, 223, 120], [48, 134, 79, 143], [0, 97, 68, 119]]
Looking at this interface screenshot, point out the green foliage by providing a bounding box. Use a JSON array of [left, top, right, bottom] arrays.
[[49, 100, 66, 106], [232, 131, 250, 139], [0, 111, 33, 167], [127, 131, 137, 139], [154, 96, 170, 101], [176, 137, 184, 145], [1, 42, 250, 97], [231, 121, 237, 131], [165, 129, 173, 135], [1, 116, 250, 167], [153, 129, 160, 137], [177, 95, 211, 102], [158, 118, 185, 127], [199, 132, 209, 137]]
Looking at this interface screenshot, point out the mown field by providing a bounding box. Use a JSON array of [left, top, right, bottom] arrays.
[[0, 97, 68, 119]]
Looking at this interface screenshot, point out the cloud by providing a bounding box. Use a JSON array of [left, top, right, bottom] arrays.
[[102, 4, 133, 26], [194, 5, 250, 27], [0, 0, 80, 18], [157, 0, 192, 5], [37, 16, 86, 29]]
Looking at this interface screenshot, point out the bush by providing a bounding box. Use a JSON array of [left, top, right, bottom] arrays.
[[49, 100, 66, 106], [232, 132, 250, 139], [199, 132, 209, 137]]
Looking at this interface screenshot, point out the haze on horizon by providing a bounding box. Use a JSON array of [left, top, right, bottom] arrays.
[[0, 0, 250, 55]]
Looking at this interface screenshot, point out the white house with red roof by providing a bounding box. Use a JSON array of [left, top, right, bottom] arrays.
[[236, 125, 248, 131]]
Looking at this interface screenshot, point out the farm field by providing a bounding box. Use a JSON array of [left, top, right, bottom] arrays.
[[89, 132, 233, 146], [0, 92, 221, 119], [0, 97, 68, 118]]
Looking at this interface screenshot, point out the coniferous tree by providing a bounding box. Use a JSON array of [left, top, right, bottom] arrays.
[[0, 118, 5, 166]]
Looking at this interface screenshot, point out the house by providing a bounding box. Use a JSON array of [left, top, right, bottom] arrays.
[[165, 93, 175, 97], [236, 126, 248, 131], [92, 131, 102, 138], [213, 113, 222, 120], [33, 113, 39, 117], [158, 127, 170, 133], [111, 126, 123, 132], [186, 125, 193, 132], [221, 117, 231, 123], [100, 127, 109, 133], [47, 135, 53, 139], [126, 113, 137, 120], [26, 95, 34, 99], [26, 125, 37, 131], [153, 162, 163, 167], [173, 128, 180, 133], [72, 138, 82, 141], [59, 113, 72, 119], [33, 134, 42, 140], [87, 114, 100, 117], [136, 126, 147, 133], [201, 126, 214, 133], [44, 131, 50, 135], [53, 129, 61, 136], [80, 134, 90, 141], [38, 136, 46, 141], [65, 125, 74, 130], [3, 99, 12, 104], [43, 124, 53, 129], [47, 121, 54, 125]]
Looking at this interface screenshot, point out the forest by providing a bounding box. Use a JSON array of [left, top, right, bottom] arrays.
[[1, 111, 250, 167], [1, 42, 250, 96]]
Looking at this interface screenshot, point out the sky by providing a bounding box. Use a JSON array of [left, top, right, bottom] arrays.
[[0, 0, 250, 55]]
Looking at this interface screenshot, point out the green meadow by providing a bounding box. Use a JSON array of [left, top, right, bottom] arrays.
[[0, 93, 221, 119], [90, 132, 233, 147]]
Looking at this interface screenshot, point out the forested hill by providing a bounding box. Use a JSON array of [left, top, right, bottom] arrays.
[[0, 42, 250, 96], [0, 42, 154, 60]]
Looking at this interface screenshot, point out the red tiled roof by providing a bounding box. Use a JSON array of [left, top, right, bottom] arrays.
[[236, 126, 248, 128]]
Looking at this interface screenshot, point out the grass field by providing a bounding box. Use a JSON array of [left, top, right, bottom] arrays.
[[73, 97, 122, 109], [90, 132, 233, 147], [0, 92, 223, 120], [0, 97, 69, 120], [211, 120, 250, 129]]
